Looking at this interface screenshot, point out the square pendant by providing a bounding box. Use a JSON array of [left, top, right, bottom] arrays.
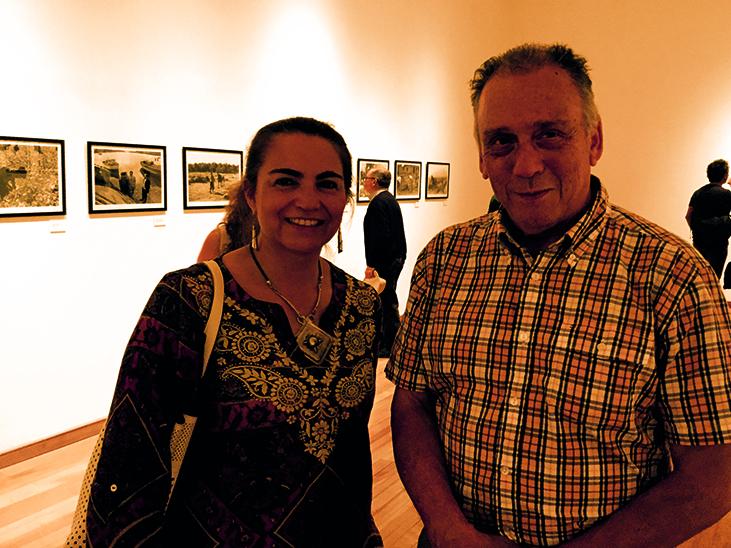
[[296, 319, 333, 364]]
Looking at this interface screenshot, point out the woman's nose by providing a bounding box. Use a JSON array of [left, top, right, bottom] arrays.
[[294, 185, 320, 209]]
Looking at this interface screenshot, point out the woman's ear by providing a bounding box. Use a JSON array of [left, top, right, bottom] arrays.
[[243, 181, 256, 214]]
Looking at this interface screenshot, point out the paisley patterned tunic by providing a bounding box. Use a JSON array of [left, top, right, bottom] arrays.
[[87, 258, 383, 547]]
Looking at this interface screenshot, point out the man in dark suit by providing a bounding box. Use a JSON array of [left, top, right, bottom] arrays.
[[363, 168, 407, 357]]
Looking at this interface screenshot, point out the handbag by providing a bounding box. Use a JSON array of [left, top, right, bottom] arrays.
[[65, 260, 224, 546]]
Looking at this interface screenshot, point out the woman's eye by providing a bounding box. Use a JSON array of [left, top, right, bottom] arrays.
[[318, 180, 340, 191], [273, 177, 298, 187]]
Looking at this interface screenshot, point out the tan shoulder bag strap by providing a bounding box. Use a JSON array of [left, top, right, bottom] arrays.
[[168, 259, 224, 498]]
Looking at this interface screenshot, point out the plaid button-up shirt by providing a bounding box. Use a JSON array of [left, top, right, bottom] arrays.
[[386, 179, 731, 546]]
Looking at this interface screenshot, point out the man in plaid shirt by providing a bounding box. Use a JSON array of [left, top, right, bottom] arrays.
[[387, 43, 731, 547]]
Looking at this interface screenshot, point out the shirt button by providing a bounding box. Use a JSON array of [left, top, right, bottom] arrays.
[[530, 272, 542, 283], [509, 397, 519, 406], [110, 484, 118, 492], [501, 466, 511, 476], [518, 331, 529, 343]]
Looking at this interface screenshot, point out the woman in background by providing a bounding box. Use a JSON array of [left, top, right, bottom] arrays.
[[197, 177, 251, 261], [86, 117, 383, 546]]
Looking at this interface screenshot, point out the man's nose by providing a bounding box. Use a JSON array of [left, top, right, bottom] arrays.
[[512, 143, 544, 179]]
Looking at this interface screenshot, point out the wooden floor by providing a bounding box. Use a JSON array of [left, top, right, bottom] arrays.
[[0, 360, 728, 547]]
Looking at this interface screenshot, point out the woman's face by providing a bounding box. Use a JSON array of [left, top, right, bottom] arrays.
[[246, 132, 347, 257]]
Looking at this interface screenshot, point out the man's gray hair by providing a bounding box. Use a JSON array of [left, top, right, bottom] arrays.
[[469, 43, 600, 131], [370, 168, 391, 189]]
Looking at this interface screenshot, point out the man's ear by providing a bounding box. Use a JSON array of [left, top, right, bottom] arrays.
[[589, 118, 603, 166], [479, 150, 489, 180]]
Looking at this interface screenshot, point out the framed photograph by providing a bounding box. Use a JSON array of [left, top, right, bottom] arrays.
[[0, 137, 65, 218], [425, 162, 450, 199], [356, 158, 390, 203], [394, 160, 422, 201], [87, 141, 166, 213], [183, 147, 243, 210]]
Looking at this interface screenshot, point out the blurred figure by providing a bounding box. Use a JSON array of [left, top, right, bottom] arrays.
[[363, 167, 406, 357], [686, 159, 731, 277]]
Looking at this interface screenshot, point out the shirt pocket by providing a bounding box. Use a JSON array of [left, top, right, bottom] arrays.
[[545, 325, 654, 433]]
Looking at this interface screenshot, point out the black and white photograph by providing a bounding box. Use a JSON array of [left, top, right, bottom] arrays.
[[394, 160, 421, 201], [183, 147, 243, 210], [0, 137, 65, 218], [356, 158, 389, 203], [425, 161, 450, 199], [87, 142, 166, 213]]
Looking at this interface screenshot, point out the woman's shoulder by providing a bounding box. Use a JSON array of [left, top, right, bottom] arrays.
[[327, 261, 380, 306], [154, 262, 217, 315]]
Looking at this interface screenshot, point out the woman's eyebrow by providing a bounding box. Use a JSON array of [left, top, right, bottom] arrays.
[[269, 167, 302, 177], [317, 171, 343, 180]]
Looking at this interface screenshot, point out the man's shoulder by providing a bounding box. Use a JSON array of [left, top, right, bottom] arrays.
[[692, 182, 731, 199], [425, 214, 494, 251], [372, 190, 397, 205], [606, 203, 699, 257]]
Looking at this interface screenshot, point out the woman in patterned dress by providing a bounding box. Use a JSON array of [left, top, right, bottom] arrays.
[[86, 117, 384, 546]]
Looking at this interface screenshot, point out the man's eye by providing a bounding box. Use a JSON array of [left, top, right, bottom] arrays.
[[535, 130, 567, 149], [485, 142, 514, 157], [484, 134, 516, 157]]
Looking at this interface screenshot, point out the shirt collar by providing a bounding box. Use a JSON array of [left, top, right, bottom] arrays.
[[493, 175, 609, 260]]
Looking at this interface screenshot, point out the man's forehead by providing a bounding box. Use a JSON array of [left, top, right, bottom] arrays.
[[476, 67, 584, 131]]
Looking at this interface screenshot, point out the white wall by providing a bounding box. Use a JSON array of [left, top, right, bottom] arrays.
[[0, 0, 490, 452], [4, 0, 731, 453]]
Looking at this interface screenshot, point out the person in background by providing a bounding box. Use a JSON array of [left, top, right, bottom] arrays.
[[128, 170, 137, 200], [197, 179, 252, 261], [141, 169, 151, 203], [487, 194, 501, 213], [85, 117, 384, 546], [685, 158, 731, 277], [119, 170, 130, 197], [388, 42, 731, 547], [363, 167, 407, 357]]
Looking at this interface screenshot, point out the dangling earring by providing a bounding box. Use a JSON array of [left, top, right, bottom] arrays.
[[250, 223, 258, 250], [337, 227, 343, 253]]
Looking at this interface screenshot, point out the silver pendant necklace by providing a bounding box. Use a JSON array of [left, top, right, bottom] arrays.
[[249, 246, 333, 364]]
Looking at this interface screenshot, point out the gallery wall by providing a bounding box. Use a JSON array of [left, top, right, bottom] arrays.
[[3, 0, 731, 453], [0, 0, 492, 453]]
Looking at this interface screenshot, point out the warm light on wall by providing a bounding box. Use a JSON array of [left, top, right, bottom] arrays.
[[249, 4, 349, 123]]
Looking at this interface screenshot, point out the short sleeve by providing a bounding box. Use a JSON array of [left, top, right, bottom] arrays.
[[385, 234, 442, 392], [659, 268, 731, 445]]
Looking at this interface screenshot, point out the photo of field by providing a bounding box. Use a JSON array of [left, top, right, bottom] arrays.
[[0, 138, 64, 216], [183, 148, 242, 209]]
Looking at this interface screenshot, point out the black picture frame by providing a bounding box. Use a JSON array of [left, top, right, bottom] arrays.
[[0, 136, 65, 218], [394, 160, 422, 201], [425, 162, 450, 200], [183, 147, 243, 210], [87, 141, 167, 214], [356, 158, 390, 203]]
